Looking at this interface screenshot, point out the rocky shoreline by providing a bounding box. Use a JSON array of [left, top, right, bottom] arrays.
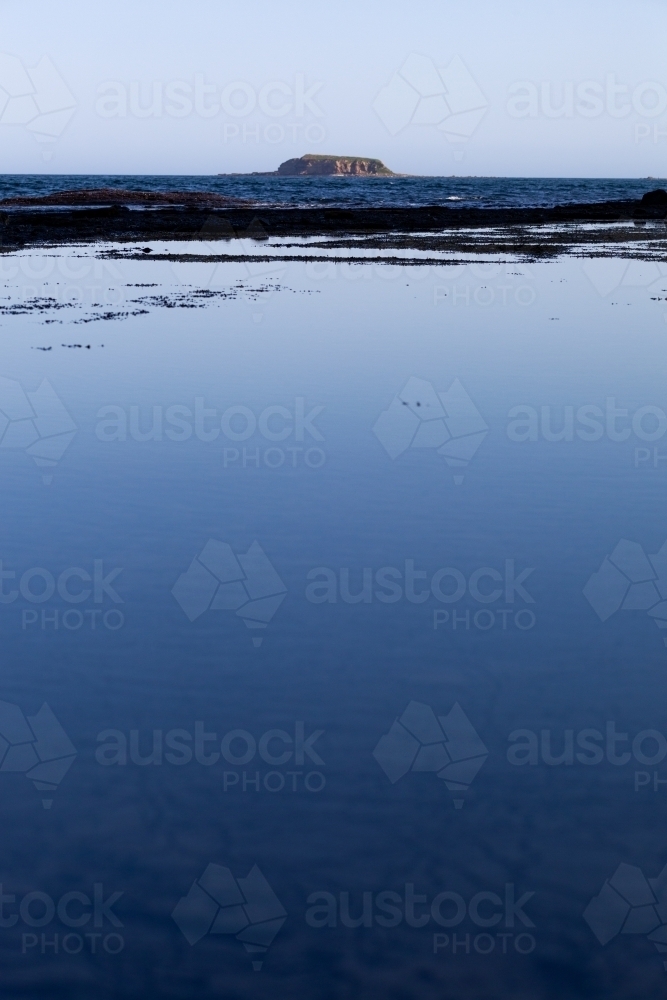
[[1, 189, 666, 260]]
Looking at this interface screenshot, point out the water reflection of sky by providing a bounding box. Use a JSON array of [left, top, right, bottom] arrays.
[[0, 246, 666, 997]]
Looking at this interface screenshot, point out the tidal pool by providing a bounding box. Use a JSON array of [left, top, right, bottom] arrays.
[[0, 243, 666, 998]]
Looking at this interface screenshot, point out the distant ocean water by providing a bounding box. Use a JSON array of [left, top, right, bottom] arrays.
[[0, 174, 664, 209]]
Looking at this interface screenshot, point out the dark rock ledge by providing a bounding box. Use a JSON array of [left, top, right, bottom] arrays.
[[0, 188, 666, 258]]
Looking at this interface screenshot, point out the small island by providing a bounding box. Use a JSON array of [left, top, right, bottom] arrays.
[[275, 153, 394, 177]]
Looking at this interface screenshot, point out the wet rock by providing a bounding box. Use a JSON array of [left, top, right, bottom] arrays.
[[0, 188, 251, 208], [634, 188, 667, 218], [640, 189, 667, 208]]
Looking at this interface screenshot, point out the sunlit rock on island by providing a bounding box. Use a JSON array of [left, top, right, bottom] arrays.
[[275, 153, 394, 176]]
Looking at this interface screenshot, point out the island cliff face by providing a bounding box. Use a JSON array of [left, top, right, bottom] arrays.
[[276, 154, 394, 176]]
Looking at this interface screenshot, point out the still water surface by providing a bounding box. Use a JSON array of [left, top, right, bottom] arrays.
[[0, 246, 666, 997]]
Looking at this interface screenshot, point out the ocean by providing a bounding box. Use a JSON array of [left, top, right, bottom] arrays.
[[0, 173, 665, 208]]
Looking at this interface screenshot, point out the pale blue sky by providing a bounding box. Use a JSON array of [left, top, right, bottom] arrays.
[[1, 0, 666, 176]]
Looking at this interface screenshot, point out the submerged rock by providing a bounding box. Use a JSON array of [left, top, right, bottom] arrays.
[[275, 154, 394, 176]]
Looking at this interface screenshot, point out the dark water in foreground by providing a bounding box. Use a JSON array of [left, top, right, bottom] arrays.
[[0, 245, 666, 997], [0, 173, 665, 208]]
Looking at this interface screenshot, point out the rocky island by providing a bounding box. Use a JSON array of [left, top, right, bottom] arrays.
[[275, 154, 394, 176]]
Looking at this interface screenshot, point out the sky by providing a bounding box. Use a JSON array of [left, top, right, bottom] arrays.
[[1, 0, 667, 177]]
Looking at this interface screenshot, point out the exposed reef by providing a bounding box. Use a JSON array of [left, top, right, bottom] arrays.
[[1, 188, 667, 261], [0, 188, 250, 208]]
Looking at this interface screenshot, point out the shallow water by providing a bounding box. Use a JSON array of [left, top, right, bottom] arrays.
[[1, 244, 667, 997]]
